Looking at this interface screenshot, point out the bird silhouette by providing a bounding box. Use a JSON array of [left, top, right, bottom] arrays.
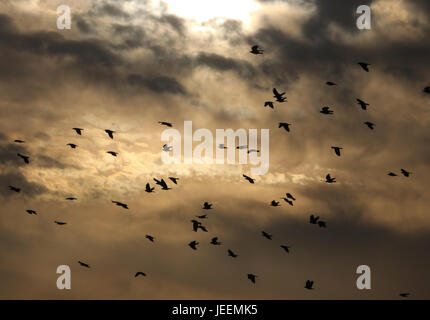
[[331, 146, 343, 157], [145, 183, 155, 193], [191, 220, 208, 232], [247, 274, 257, 284], [264, 101, 274, 109], [281, 197, 294, 206], [107, 151, 118, 157], [14, 139, 25, 143], [358, 62, 370, 72], [163, 144, 172, 152], [210, 237, 222, 245], [196, 214, 207, 219], [357, 98, 369, 110], [73, 128, 83, 135], [364, 121, 375, 130], [159, 121, 173, 127], [320, 106, 333, 115], [65, 197, 77, 200], [424, 86, 430, 94], [154, 178, 171, 190], [228, 249, 238, 258], [400, 169, 412, 177], [67, 143, 78, 149], [145, 235, 155, 242], [279, 123, 291, 132], [325, 174, 336, 183], [169, 177, 179, 184], [309, 215, 320, 224], [326, 81, 336, 86], [135, 272, 146, 277], [189, 240, 199, 250], [271, 200, 280, 207], [399, 293, 410, 298], [280, 245, 290, 253], [202, 202, 213, 210], [8, 186, 20, 193], [243, 174, 255, 184], [273, 88, 286, 102], [54, 221, 67, 225], [250, 45, 263, 54], [285, 193, 296, 201], [17, 153, 30, 164], [26, 210, 37, 215], [112, 201, 128, 209], [262, 231, 272, 240], [105, 129, 115, 139], [387, 172, 397, 177], [78, 261, 90, 268], [305, 280, 314, 290], [318, 221, 327, 228]]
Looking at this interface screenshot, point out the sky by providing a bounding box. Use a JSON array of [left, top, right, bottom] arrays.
[[0, 0, 429, 299]]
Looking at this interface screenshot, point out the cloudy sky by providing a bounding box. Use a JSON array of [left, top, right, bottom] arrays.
[[0, 0, 429, 299]]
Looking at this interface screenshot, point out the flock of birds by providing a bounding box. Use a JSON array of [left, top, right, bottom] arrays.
[[5, 44, 428, 299]]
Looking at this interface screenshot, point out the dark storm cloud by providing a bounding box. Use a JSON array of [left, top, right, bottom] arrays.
[[75, 15, 93, 34], [127, 74, 188, 95], [93, 3, 130, 18], [158, 14, 186, 35], [193, 52, 256, 78]]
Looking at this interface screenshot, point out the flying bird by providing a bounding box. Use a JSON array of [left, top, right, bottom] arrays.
[[364, 121, 375, 130], [14, 139, 25, 143], [54, 221, 67, 225], [67, 143, 78, 149], [26, 210, 37, 215], [65, 197, 77, 200], [196, 214, 207, 219], [387, 172, 397, 177], [326, 81, 336, 86], [285, 193, 296, 201], [320, 106, 333, 115], [357, 98, 369, 110], [158, 121, 172, 127], [318, 221, 327, 228], [188, 240, 199, 250], [399, 293, 410, 298], [273, 88, 286, 102], [210, 237, 222, 245], [305, 280, 314, 290], [262, 231, 272, 240], [105, 129, 115, 139], [250, 45, 263, 54], [271, 200, 280, 207], [325, 174, 336, 183], [191, 220, 208, 232], [153, 178, 171, 190], [73, 128, 83, 135], [202, 202, 213, 210], [135, 272, 146, 277], [331, 146, 343, 157], [169, 177, 179, 184], [243, 174, 255, 184], [424, 86, 430, 94], [310, 215, 320, 224], [281, 197, 294, 206], [145, 235, 155, 242], [17, 153, 30, 164], [107, 151, 118, 157], [358, 62, 370, 72], [145, 183, 155, 193], [280, 245, 290, 253], [8, 186, 20, 193], [264, 101, 274, 109], [228, 249, 238, 258], [112, 201, 128, 209], [78, 261, 90, 268], [279, 122, 291, 132], [247, 274, 257, 284], [163, 144, 172, 152], [400, 169, 411, 177]]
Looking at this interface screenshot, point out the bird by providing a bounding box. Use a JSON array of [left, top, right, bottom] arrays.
[[357, 98, 369, 110], [250, 45, 263, 54], [188, 240, 199, 250], [247, 274, 257, 284], [14, 139, 25, 143], [270, 200, 280, 207], [73, 128, 83, 135], [228, 249, 238, 258], [247, 149, 260, 154], [285, 193, 296, 201], [281, 197, 294, 206], [331, 146, 343, 157], [320, 106, 333, 115], [309, 215, 320, 224], [326, 81, 336, 86], [105, 129, 115, 139], [26, 210, 37, 215], [158, 121, 172, 127], [243, 174, 255, 184], [78, 261, 90, 268], [325, 174, 336, 183], [65, 197, 77, 200], [145, 235, 155, 242], [364, 121, 375, 130], [210, 237, 222, 245], [273, 88, 286, 102], [202, 202, 213, 210], [107, 151, 118, 157], [145, 183, 155, 193], [169, 177, 179, 184], [135, 272, 146, 277], [67, 143, 78, 149], [196, 214, 207, 219], [54, 221, 67, 225], [305, 280, 314, 290], [424, 86, 430, 94], [162, 144, 172, 152], [8, 186, 20, 193], [191, 220, 208, 232], [17, 153, 30, 164], [399, 293, 410, 298], [387, 172, 397, 177], [358, 62, 370, 72], [318, 221, 327, 228], [280, 245, 290, 253], [262, 231, 272, 240], [153, 178, 171, 190], [279, 122, 291, 132], [401, 169, 412, 177], [112, 201, 128, 209], [264, 101, 274, 109]]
